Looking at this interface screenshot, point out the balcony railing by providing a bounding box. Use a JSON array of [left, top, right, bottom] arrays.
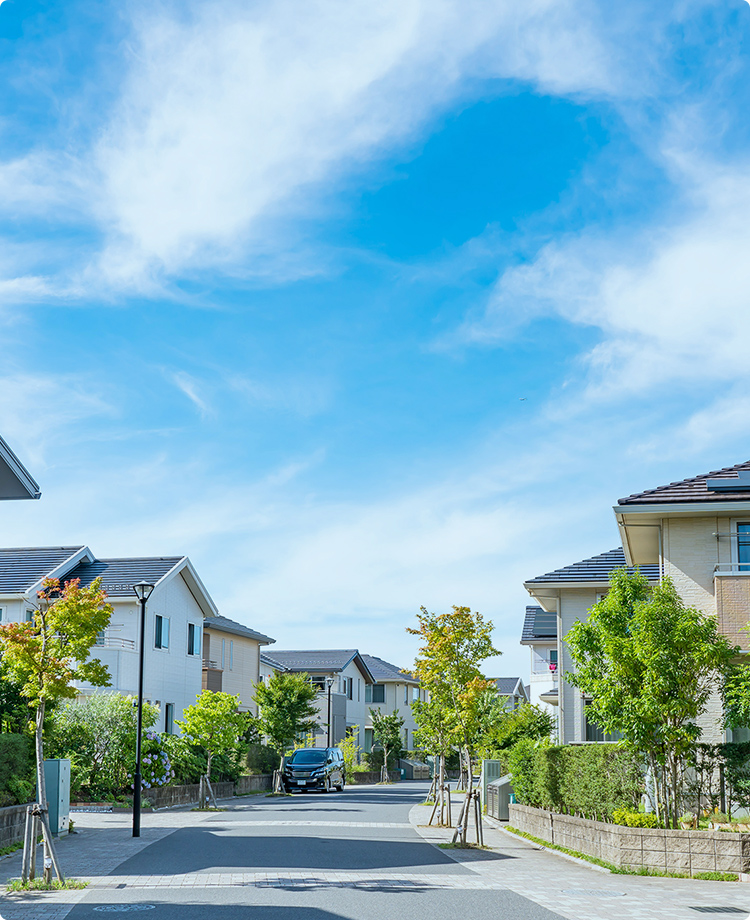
[[94, 636, 135, 649], [202, 659, 222, 670], [714, 563, 750, 574]]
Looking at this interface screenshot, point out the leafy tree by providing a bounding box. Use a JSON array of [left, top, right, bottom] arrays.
[[0, 663, 30, 734], [407, 605, 500, 789], [253, 672, 319, 792], [370, 708, 404, 781], [478, 701, 554, 758], [178, 690, 248, 784], [337, 727, 362, 777], [567, 569, 741, 827], [0, 577, 112, 881]]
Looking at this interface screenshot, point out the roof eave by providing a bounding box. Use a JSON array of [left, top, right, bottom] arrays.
[[0, 435, 41, 501]]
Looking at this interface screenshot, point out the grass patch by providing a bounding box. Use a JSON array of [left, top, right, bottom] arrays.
[[504, 827, 739, 881], [0, 835, 43, 859], [234, 790, 267, 797], [6, 878, 88, 892]]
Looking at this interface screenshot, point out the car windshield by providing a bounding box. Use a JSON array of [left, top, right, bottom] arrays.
[[289, 750, 327, 765]]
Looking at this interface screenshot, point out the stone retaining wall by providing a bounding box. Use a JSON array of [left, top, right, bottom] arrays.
[[0, 803, 29, 851], [509, 803, 750, 878], [348, 771, 400, 785]]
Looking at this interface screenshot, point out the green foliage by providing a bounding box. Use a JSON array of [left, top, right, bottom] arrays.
[[337, 727, 362, 776], [0, 734, 35, 807], [48, 694, 161, 799], [370, 708, 404, 771], [566, 570, 741, 826], [0, 665, 30, 734], [408, 605, 500, 766], [508, 741, 643, 821], [612, 809, 660, 828], [0, 578, 113, 709], [178, 691, 248, 781], [479, 702, 554, 757], [246, 742, 281, 775], [253, 673, 319, 766]]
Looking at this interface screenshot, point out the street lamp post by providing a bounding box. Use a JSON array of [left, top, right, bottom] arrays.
[[132, 581, 155, 838], [326, 677, 335, 747]]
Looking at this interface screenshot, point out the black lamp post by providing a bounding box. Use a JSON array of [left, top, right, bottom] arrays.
[[326, 677, 335, 747], [132, 581, 154, 838]]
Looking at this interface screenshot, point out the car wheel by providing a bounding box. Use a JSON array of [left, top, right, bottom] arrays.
[[324, 777, 332, 793]]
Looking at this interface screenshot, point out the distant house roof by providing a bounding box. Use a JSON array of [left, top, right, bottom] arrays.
[[526, 548, 660, 585], [261, 649, 374, 683], [65, 557, 185, 596], [261, 652, 287, 672], [0, 546, 88, 594], [618, 460, 750, 506], [0, 435, 41, 501], [204, 614, 274, 645], [361, 654, 418, 685], [493, 677, 528, 699], [521, 606, 557, 644]]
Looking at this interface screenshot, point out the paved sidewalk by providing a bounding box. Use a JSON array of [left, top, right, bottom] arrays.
[[408, 798, 750, 920]]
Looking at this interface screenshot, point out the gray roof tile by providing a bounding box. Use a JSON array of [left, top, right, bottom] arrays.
[[494, 677, 525, 696], [262, 649, 374, 682], [64, 557, 184, 596], [618, 459, 750, 505], [521, 606, 557, 643], [0, 547, 86, 593], [361, 654, 418, 684], [204, 614, 274, 645], [526, 548, 660, 585]]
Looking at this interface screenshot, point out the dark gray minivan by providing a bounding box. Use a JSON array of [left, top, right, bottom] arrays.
[[282, 747, 345, 792]]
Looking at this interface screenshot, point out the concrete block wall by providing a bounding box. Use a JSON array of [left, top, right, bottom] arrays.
[[509, 803, 750, 877], [0, 803, 29, 850]]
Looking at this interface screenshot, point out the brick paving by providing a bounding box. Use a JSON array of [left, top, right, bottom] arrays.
[[1, 789, 750, 919]]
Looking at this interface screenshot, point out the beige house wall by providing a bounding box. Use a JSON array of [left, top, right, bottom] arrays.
[[203, 628, 262, 714]]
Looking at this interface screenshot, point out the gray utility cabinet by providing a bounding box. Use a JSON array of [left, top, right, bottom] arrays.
[[42, 759, 70, 836]]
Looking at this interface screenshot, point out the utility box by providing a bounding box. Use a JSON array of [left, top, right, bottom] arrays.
[[43, 759, 70, 836]]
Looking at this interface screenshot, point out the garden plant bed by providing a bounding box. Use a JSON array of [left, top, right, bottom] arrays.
[[510, 803, 750, 879]]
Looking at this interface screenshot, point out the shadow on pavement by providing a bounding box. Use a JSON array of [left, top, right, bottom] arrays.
[[109, 830, 511, 874]]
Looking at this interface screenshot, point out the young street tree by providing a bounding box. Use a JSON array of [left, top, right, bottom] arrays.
[[567, 569, 743, 828], [369, 708, 404, 782], [408, 605, 500, 791], [253, 672, 319, 792], [178, 690, 247, 807], [0, 577, 112, 882]]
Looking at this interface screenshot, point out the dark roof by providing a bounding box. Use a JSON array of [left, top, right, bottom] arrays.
[[0, 547, 86, 593], [494, 677, 525, 696], [362, 654, 418, 684], [526, 548, 660, 585], [64, 557, 184, 596], [261, 649, 374, 682], [204, 614, 274, 645], [0, 435, 41, 501], [618, 460, 750, 505], [521, 606, 557, 643], [261, 652, 287, 671]]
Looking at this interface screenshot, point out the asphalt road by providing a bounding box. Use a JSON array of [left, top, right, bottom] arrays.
[[67, 781, 561, 919]]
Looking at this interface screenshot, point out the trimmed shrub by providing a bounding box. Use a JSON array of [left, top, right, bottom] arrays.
[[612, 809, 659, 828], [0, 733, 35, 807], [246, 743, 280, 775], [509, 742, 643, 821]]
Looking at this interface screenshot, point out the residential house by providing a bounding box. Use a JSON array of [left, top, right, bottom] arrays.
[[259, 649, 374, 747], [202, 615, 275, 714], [0, 546, 218, 734], [614, 459, 750, 743], [524, 547, 660, 744], [520, 605, 559, 718], [361, 654, 422, 753], [492, 677, 529, 710]]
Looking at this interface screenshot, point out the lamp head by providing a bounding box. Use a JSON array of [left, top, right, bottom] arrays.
[[132, 582, 155, 602]]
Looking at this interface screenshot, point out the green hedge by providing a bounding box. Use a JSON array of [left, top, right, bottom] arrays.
[[0, 733, 35, 807], [508, 740, 643, 821]]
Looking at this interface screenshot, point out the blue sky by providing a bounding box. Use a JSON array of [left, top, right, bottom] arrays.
[[2, 0, 750, 680]]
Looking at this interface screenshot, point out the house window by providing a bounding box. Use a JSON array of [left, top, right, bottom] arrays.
[[230, 640, 233, 670], [364, 728, 374, 752], [0, 607, 4, 622], [310, 676, 325, 691], [164, 703, 174, 735], [357, 678, 360, 702], [738, 524, 750, 568], [370, 684, 385, 704], [25, 609, 34, 623], [154, 615, 169, 649], [187, 623, 201, 656], [550, 649, 558, 666], [404, 685, 409, 706], [346, 677, 353, 700]]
